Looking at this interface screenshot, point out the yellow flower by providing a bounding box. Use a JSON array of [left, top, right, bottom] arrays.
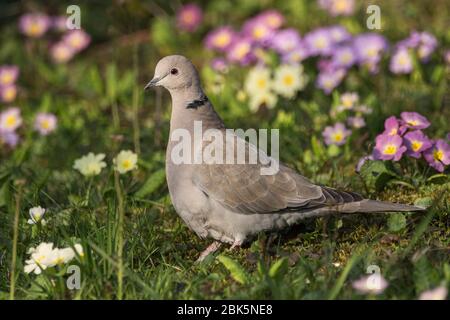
[[114, 150, 138, 174], [73, 153, 107, 176]]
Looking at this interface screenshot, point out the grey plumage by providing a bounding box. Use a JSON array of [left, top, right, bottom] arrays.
[[146, 55, 425, 259]]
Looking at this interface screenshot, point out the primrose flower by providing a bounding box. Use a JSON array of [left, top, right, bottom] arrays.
[[226, 38, 254, 65], [322, 123, 351, 146], [423, 139, 450, 172], [273, 64, 307, 98], [416, 31, 437, 61], [353, 33, 388, 73], [0, 65, 19, 86], [114, 150, 138, 174], [373, 134, 406, 161], [249, 90, 278, 112], [400, 112, 430, 130], [0, 107, 22, 132], [24, 242, 58, 274], [34, 112, 57, 135], [62, 29, 91, 52], [347, 116, 366, 129], [244, 67, 272, 95], [403, 130, 432, 158], [352, 274, 388, 295], [419, 286, 448, 300], [304, 28, 333, 56], [19, 13, 51, 38], [73, 153, 107, 176], [257, 10, 284, 30], [204, 26, 236, 52], [390, 47, 413, 74], [0, 131, 19, 147], [331, 45, 356, 69], [383, 116, 404, 136], [319, 0, 355, 17], [0, 84, 17, 103], [337, 92, 359, 111], [27, 206, 46, 225], [243, 18, 274, 44], [316, 68, 346, 94], [270, 28, 302, 54], [50, 42, 75, 63], [176, 3, 203, 32]]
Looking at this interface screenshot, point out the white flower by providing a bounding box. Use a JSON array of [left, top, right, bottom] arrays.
[[73, 153, 107, 176], [419, 286, 448, 300], [352, 274, 388, 295], [336, 92, 359, 112], [273, 64, 307, 98], [27, 206, 46, 225], [24, 242, 59, 274], [249, 90, 278, 112], [244, 67, 272, 95], [114, 150, 138, 174]]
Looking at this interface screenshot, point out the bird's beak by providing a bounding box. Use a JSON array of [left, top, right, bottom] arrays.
[[144, 77, 160, 90]]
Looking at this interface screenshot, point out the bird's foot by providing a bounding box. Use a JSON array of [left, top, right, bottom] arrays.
[[196, 241, 222, 263], [229, 240, 243, 251]]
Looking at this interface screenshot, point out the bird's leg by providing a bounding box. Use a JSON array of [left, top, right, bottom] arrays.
[[196, 241, 222, 263], [229, 239, 243, 251]]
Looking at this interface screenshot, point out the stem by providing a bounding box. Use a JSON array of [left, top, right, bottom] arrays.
[[112, 101, 120, 130], [9, 182, 23, 300], [132, 44, 141, 154], [114, 170, 125, 300]]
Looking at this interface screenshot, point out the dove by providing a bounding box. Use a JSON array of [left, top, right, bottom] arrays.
[[145, 55, 425, 261]]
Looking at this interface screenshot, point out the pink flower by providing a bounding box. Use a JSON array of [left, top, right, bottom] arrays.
[[62, 29, 91, 52], [400, 112, 430, 130], [403, 130, 432, 158], [257, 10, 284, 30], [226, 38, 254, 65], [423, 139, 450, 172], [19, 13, 51, 38], [50, 42, 76, 64], [372, 134, 407, 161], [0, 107, 22, 132], [204, 26, 236, 52], [0, 84, 18, 103], [242, 18, 274, 45], [322, 122, 351, 146], [352, 274, 388, 295], [419, 286, 448, 300], [176, 4, 203, 32], [34, 113, 58, 136], [0, 65, 19, 86], [383, 116, 406, 136]]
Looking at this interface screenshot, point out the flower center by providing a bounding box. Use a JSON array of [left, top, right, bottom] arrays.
[[214, 33, 231, 47], [235, 44, 250, 58], [388, 128, 397, 135], [0, 72, 13, 85], [314, 37, 327, 49], [411, 140, 422, 152], [41, 120, 51, 129], [182, 11, 195, 24], [122, 160, 132, 169], [283, 75, 294, 86], [407, 120, 418, 126], [383, 144, 397, 155], [257, 78, 267, 89], [3, 87, 16, 101], [332, 132, 343, 142], [5, 115, 16, 128], [433, 150, 443, 161]]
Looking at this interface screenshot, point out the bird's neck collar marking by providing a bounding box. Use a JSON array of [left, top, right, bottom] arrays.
[[186, 95, 208, 109]]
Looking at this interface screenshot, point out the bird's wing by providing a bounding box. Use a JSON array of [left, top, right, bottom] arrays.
[[192, 131, 363, 214]]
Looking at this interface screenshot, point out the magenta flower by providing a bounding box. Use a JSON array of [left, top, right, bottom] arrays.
[[62, 29, 91, 52], [304, 28, 333, 56], [400, 112, 430, 130], [204, 26, 236, 52], [270, 28, 302, 54], [0, 84, 18, 103], [382, 116, 405, 136], [373, 134, 407, 161], [34, 113, 57, 136], [257, 10, 284, 30], [176, 3, 203, 32], [403, 130, 432, 158], [0, 130, 19, 147], [390, 47, 413, 74], [423, 139, 450, 172], [210, 58, 228, 73], [243, 18, 274, 45], [322, 123, 351, 146], [226, 38, 254, 65], [50, 42, 75, 64], [316, 68, 346, 94], [19, 13, 51, 38], [0, 65, 19, 86], [318, 0, 355, 17], [0, 107, 22, 132]]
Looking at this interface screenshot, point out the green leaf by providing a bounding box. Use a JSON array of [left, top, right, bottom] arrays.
[[327, 144, 341, 157], [388, 213, 407, 232], [269, 257, 288, 279], [217, 255, 249, 285], [414, 197, 433, 209], [426, 174, 448, 184], [359, 160, 397, 191], [134, 169, 166, 198]]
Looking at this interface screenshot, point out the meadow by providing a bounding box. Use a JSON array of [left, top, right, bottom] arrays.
[[0, 0, 449, 300]]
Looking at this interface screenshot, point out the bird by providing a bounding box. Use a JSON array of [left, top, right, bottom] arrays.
[[145, 55, 425, 262]]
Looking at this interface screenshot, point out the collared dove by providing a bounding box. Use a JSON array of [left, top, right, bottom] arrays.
[[145, 55, 425, 261]]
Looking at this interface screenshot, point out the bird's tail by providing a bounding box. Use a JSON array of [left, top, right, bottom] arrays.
[[335, 199, 426, 213]]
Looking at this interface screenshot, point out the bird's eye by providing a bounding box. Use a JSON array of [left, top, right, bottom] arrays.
[[170, 68, 179, 75]]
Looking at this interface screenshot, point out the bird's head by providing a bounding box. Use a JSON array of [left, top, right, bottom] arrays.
[[145, 55, 200, 92]]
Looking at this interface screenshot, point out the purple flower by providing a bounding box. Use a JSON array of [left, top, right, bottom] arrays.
[[52, 16, 68, 32], [424, 139, 450, 172], [327, 25, 352, 44], [257, 10, 284, 30], [226, 38, 254, 65], [373, 134, 407, 161], [356, 155, 374, 173], [322, 122, 351, 146], [347, 116, 366, 128], [353, 33, 388, 73], [316, 68, 346, 94], [331, 45, 356, 68], [34, 113, 57, 136], [0, 107, 22, 132], [444, 50, 450, 66], [0, 130, 19, 147], [400, 112, 430, 130], [210, 58, 228, 73], [0, 84, 17, 103], [62, 29, 91, 52], [19, 13, 51, 38], [383, 116, 405, 136], [204, 26, 236, 52], [390, 47, 413, 74], [270, 28, 302, 54], [0, 65, 19, 86], [416, 32, 437, 61], [403, 130, 432, 158], [304, 28, 333, 56], [50, 42, 76, 64], [318, 0, 355, 17], [176, 3, 203, 32], [281, 45, 309, 64], [243, 18, 274, 45]]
